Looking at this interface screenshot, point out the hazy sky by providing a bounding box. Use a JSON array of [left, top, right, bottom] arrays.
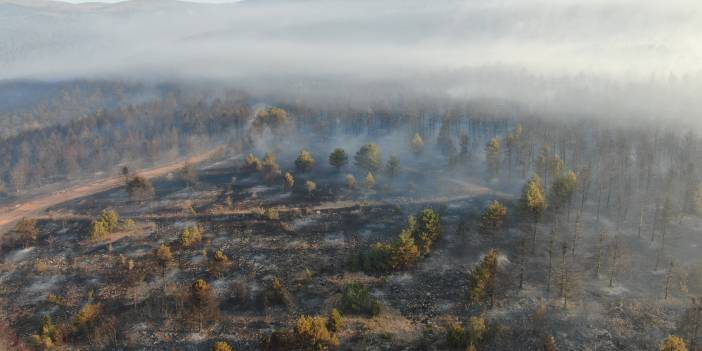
[[4, 0, 702, 126], [58, 0, 240, 3]]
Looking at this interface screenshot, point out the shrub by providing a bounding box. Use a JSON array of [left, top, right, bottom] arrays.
[[660, 335, 688, 351], [305, 181, 317, 194], [34, 260, 49, 273], [327, 308, 343, 333], [262, 277, 293, 307], [13, 218, 38, 245], [88, 219, 109, 240], [209, 249, 230, 277], [264, 208, 280, 220], [126, 175, 155, 201], [75, 304, 99, 328], [30, 315, 64, 349], [99, 209, 119, 232], [212, 341, 234, 351], [445, 316, 485, 349], [155, 244, 173, 264], [294, 315, 339, 350], [180, 225, 202, 247], [122, 218, 136, 231], [244, 153, 262, 172], [341, 283, 381, 317], [363, 242, 394, 273], [466, 316, 486, 346], [46, 294, 64, 305], [446, 323, 466, 348], [213, 250, 229, 263]]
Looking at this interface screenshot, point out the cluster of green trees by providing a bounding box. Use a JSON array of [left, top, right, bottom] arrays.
[[446, 315, 486, 350], [355, 208, 440, 273], [467, 249, 499, 306], [341, 283, 381, 317], [29, 315, 64, 350], [262, 309, 343, 350], [479, 201, 507, 235], [87, 209, 119, 240], [250, 107, 290, 136]]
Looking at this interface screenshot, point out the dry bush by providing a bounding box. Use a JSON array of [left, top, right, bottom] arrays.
[[260, 277, 294, 308], [212, 340, 234, 351], [341, 283, 381, 317], [180, 225, 202, 247], [327, 308, 343, 333], [209, 249, 230, 277], [294, 315, 339, 350], [34, 259, 50, 273]]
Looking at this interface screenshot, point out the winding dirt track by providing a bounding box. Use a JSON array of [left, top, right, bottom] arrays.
[[0, 147, 223, 231]]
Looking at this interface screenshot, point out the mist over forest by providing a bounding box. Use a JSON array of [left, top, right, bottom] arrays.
[[1, 1, 702, 351]]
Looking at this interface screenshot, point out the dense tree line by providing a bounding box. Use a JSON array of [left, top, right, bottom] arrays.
[[0, 91, 251, 194]]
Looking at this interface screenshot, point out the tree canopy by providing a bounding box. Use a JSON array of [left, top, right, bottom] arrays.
[[354, 143, 382, 173]]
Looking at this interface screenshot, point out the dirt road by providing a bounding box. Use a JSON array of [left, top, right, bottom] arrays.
[[0, 147, 223, 231]]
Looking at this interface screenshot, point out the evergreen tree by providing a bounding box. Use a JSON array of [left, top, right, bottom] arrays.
[[295, 150, 315, 173], [550, 170, 577, 210], [479, 200, 508, 235], [413, 208, 441, 255], [485, 137, 501, 178], [390, 229, 420, 269], [328, 148, 348, 170], [410, 133, 424, 157], [505, 124, 523, 180], [283, 172, 294, 191], [468, 249, 499, 305], [354, 143, 382, 173], [520, 175, 547, 249], [262, 152, 279, 180], [386, 155, 400, 179]]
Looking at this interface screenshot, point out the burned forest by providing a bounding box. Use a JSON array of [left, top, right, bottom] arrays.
[[1, 93, 702, 351], [2, 1, 702, 350]]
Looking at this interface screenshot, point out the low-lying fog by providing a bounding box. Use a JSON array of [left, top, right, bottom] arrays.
[[2, 0, 702, 126]]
